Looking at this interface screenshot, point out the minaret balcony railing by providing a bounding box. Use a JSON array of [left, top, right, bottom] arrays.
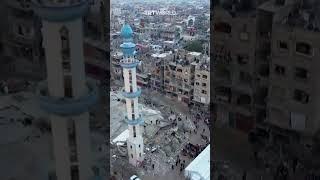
[[124, 116, 144, 126], [31, 0, 89, 22], [120, 58, 140, 69], [120, 42, 136, 56], [121, 87, 141, 99], [36, 80, 98, 116]]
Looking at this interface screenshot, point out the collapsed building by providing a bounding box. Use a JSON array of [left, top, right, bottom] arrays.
[[110, 90, 196, 177]]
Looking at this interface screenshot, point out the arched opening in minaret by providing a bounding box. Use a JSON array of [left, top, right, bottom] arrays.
[[60, 26, 72, 97], [60, 26, 70, 61], [129, 70, 133, 92], [133, 126, 136, 137]]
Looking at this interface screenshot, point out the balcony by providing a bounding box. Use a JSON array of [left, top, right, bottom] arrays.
[[124, 115, 144, 126], [120, 58, 140, 69], [32, 0, 89, 22], [37, 80, 98, 116], [122, 88, 142, 99]]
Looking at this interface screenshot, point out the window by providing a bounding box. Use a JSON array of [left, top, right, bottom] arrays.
[[293, 89, 309, 104], [296, 42, 312, 56], [130, 145, 132, 149], [62, 61, 71, 72], [177, 68, 182, 72], [202, 83, 207, 87], [131, 154, 133, 158], [60, 26, 70, 60], [195, 82, 199, 86], [18, 25, 23, 35], [202, 75, 208, 79], [202, 90, 207, 94], [197, 74, 201, 78], [131, 100, 135, 115], [214, 22, 231, 34], [139, 145, 141, 148], [279, 41, 288, 50], [274, 65, 286, 76], [294, 67, 308, 80], [240, 25, 249, 41], [64, 76, 72, 98], [139, 153, 141, 157], [133, 126, 136, 137], [237, 54, 249, 65]]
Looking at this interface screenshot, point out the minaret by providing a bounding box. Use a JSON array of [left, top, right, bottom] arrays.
[[33, 1, 98, 180], [120, 23, 144, 167]]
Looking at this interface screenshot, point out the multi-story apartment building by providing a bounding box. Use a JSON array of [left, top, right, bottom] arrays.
[[83, 0, 108, 82], [193, 56, 210, 108], [214, 0, 320, 142], [147, 53, 166, 92], [2, 0, 43, 71], [259, 0, 320, 141], [213, 0, 258, 132], [163, 51, 200, 104], [110, 51, 123, 82]]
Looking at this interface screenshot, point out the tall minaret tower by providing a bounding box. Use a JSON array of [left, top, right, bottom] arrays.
[[33, 1, 98, 180], [120, 23, 144, 167]]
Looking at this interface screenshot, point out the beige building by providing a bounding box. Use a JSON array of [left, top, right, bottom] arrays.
[[193, 56, 210, 107], [163, 51, 196, 104]]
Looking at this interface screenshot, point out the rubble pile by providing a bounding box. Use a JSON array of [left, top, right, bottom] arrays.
[[140, 119, 190, 176], [110, 89, 196, 177]]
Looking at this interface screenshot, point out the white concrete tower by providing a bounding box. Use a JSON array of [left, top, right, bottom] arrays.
[[33, 0, 98, 180], [120, 23, 144, 167]]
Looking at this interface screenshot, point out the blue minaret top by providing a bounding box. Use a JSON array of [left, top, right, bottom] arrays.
[[120, 23, 136, 58], [121, 24, 134, 40]]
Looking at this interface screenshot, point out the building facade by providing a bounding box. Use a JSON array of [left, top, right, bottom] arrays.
[[213, 0, 320, 142]]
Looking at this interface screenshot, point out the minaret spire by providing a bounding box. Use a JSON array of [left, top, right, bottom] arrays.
[[120, 23, 144, 167]]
